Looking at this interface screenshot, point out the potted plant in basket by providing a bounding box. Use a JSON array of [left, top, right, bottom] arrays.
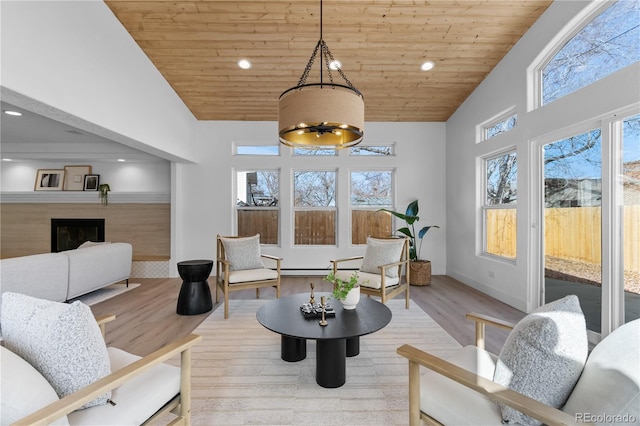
[[325, 270, 361, 310], [378, 200, 439, 286]]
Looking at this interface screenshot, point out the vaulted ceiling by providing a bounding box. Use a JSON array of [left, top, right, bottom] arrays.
[[105, 0, 553, 122]]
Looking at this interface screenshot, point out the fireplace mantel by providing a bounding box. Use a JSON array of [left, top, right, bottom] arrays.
[[0, 192, 169, 203]]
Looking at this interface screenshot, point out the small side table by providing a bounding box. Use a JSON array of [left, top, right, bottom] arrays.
[[176, 259, 213, 315]]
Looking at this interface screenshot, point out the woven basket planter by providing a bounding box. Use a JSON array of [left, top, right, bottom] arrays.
[[409, 260, 432, 286]]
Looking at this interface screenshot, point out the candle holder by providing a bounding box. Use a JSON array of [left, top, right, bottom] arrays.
[[309, 282, 316, 305], [319, 296, 328, 326]]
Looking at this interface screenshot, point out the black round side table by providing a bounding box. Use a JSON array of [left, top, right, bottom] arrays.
[[176, 259, 214, 315]]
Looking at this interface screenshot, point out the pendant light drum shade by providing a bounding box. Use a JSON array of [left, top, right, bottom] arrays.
[[278, 83, 364, 148]]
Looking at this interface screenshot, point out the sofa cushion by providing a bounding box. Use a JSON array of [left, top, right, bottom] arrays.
[[493, 295, 588, 425], [227, 268, 278, 284], [0, 346, 70, 425], [220, 234, 265, 271], [0, 292, 112, 409], [360, 237, 405, 279], [562, 319, 639, 422], [420, 345, 503, 425], [67, 347, 181, 425]]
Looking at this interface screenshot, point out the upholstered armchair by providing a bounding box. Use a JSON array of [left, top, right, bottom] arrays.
[[216, 234, 282, 319], [1, 292, 201, 426], [330, 236, 410, 308], [397, 295, 640, 426]]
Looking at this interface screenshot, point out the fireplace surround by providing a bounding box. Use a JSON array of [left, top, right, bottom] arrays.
[[51, 218, 105, 252]]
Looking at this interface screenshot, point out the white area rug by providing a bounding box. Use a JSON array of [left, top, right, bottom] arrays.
[[70, 283, 140, 306], [183, 298, 462, 425]]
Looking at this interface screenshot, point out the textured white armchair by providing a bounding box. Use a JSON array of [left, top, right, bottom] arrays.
[[1, 293, 201, 426], [397, 296, 639, 426]]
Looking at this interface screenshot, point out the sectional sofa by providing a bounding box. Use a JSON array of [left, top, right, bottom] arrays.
[[0, 242, 133, 308]]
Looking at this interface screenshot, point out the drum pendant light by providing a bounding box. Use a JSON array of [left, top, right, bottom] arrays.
[[278, 0, 364, 149]]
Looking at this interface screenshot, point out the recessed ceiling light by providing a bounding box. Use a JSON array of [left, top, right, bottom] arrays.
[[237, 59, 252, 69], [329, 60, 342, 70], [420, 61, 435, 71], [3, 110, 22, 116], [117, 158, 126, 162], [2, 158, 12, 162]]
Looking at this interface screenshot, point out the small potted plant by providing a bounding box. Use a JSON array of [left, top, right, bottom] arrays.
[[98, 183, 110, 206], [325, 270, 360, 310], [379, 199, 439, 285]]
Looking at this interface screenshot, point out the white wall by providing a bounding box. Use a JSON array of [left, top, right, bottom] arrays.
[[0, 1, 197, 163], [0, 160, 170, 193], [172, 121, 447, 275], [445, 0, 640, 311]]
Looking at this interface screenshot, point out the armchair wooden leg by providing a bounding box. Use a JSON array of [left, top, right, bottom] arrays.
[[408, 360, 421, 426], [405, 285, 410, 309], [180, 346, 193, 425], [256, 288, 260, 299], [224, 287, 229, 320]]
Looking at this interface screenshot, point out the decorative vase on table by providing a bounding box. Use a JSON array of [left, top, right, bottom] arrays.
[[341, 286, 360, 310]]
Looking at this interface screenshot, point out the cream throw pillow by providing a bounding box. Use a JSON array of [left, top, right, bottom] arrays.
[[360, 237, 405, 279], [0, 292, 112, 410], [220, 234, 265, 271]]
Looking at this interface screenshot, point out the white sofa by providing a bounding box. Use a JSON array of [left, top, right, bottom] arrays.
[[0, 242, 132, 305]]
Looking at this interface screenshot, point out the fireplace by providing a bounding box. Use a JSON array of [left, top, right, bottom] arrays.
[[51, 218, 105, 252]]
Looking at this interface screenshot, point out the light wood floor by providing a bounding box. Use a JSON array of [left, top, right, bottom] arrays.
[[90, 275, 526, 357]]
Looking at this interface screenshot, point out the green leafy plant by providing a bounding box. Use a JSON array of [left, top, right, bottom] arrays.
[[378, 199, 439, 261], [325, 270, 360, 300], [98, 183, 110, 206]]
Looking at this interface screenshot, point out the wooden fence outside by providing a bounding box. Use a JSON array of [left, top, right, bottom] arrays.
[[487, 205, 640, 272], [237, 209, 393, 245]]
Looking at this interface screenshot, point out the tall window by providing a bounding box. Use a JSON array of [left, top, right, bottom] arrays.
[[483, 150, 517, 259], [621, 114, 640, 324], [236, 170, 279, 244], [293, 170, 336, 245], [350, 170, 393, 244], [542, 0, 640, 105]]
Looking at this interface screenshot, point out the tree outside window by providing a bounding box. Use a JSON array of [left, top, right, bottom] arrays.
[[351, 171, 393, 244], [483, 151, 517, 259], [236, 170, 279, 244], [293, 171, 336, 245]]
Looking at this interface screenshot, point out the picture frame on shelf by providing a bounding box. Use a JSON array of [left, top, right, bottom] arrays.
[[83, 174, 100, 191], [63, 165, 92, 191], [34, 169, 65, 191]]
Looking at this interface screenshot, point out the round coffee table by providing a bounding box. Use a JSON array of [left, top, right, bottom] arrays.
[[256, 292, 392, 388], [176, 259, 213, 315]]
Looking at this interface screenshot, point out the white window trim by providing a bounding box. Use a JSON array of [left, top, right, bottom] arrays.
[[476, 106, 518, 143]]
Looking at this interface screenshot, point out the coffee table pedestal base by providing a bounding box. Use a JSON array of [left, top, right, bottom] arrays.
[[281, 336, 306, 362], [316, 339, 346, 388]]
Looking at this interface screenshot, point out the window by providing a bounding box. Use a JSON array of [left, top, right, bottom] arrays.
[[350, 145, 394, 156], [350, 170, 393, 244], [236, 170, 279, 244], [293, 148, 336, 156], [479, 109, 517, 142], [483, 150, 517, 259], [293, 170, 336, 245], [542, 0, 640, 105], [236, 145, 279, 155]]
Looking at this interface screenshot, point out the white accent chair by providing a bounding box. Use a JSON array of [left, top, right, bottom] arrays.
[[330, 236, 410, 308], [216, 234, 282, 319], [2, 313, 201, 425], [397, 313, 639, 426]]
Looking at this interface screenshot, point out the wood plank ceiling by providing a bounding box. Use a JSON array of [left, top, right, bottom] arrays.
[[105, 1, 553, 122]]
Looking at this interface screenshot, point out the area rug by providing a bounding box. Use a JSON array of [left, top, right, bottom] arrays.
[[70, 283, 140, 306], [181, 298, 462, 426]]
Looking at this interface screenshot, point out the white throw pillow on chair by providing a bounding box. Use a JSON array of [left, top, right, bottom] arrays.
[[220, 234, 265, 271], [360, 237, 405, 279]]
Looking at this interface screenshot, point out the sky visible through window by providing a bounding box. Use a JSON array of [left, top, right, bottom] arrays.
[[542, 0, 640, 105]]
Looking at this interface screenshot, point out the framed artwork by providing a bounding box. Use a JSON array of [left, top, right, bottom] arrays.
[[83, 174, 100, 191], [63, 165, 92, 191], [34, 169, 65, 191]]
